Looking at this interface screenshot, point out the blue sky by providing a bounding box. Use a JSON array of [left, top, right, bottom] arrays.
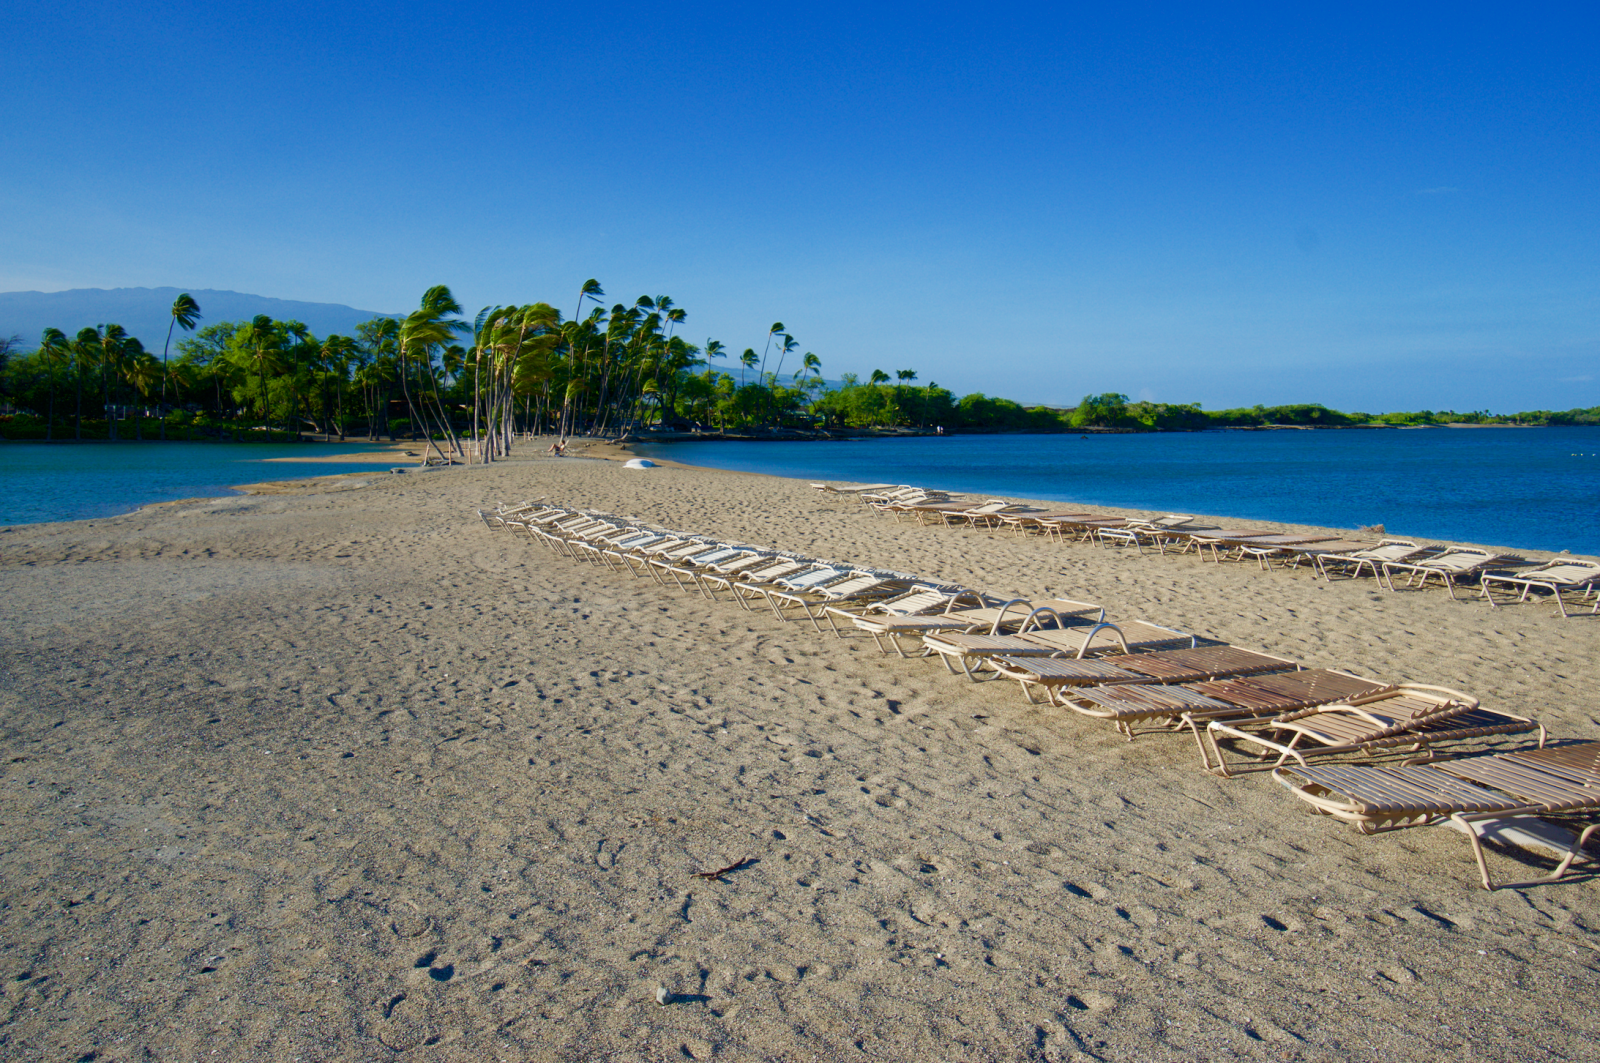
[[3, 1, 1596, 412]]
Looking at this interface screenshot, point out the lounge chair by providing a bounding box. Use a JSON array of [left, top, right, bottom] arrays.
[[1170, 529, 1276, 562], [1381, 548, 1523, 599], [1051, 668, 1390, 740], [818, 586, 971, 637], [852, 597, 1105, 656], [1201, 685, 1543, 777], [1274, 742, 1600, 889], [1310, 539, 1437, 580], [923, 618, 1198, 679], [1480, 559, 1600, 618], [704, 557, 812, 604], [996, 511, 1099, 537], [991, 645, 1301, 703], [1038, 516, 1132, 543], [944, 501, 1034, 529], [759, 572, 908, 630]]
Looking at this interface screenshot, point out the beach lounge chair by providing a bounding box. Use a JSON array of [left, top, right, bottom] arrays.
[[990, 645, 1301, 703], [1308, 539, 1436, 580], [1049, 668, 1390, 740], [995, 511, 1096, 537], [922, 618, 1198, 679], [852, 597, 1105, 656], [945, 501, 1034, 528], [1200, 685, 1543, 777], [703, 557, 812, 604], [1273, 742, 1600, 889], [1039, 516, 1132, 543], [1381, 548, 1521, 599], [1480, 559, 1600, 617], [1170, 529, 1276, 562], [769, 574, 909, 631], [818, 586, 972, 637]]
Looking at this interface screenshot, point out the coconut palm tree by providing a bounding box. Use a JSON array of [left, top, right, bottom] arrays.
[[399, 285, 471, 459], [757, 321, 784, 377], [740, 348, 758, 387], [772, 333, 798, 382], [95, 325, 131, 440], [38, 328, 70, 440], [241, 315, 281, 427], [159, 293, 201, 439]]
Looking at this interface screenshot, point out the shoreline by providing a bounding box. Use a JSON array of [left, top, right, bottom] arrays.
[[1, 452, 1596, 1059]]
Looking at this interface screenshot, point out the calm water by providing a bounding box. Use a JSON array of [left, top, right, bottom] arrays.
[[639, 428, 1600, 556], [0, 442, 395, 526]]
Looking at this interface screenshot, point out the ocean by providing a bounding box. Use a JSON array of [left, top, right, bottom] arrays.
[[0, 442, 395, 526], [637, 427, 1600, 556]]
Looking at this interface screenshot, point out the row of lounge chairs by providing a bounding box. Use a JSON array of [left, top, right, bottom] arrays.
[[825, 483, 1600, 617], [481, 499, 1596, 890]]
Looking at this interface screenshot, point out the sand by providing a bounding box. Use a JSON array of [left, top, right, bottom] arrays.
[[1, 448, 1597, 1062]]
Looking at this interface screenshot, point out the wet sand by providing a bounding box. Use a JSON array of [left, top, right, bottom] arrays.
[[1, 451, 1596, 1061]]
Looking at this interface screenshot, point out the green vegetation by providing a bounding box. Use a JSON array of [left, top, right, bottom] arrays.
[[3, 288, 1599, 450]]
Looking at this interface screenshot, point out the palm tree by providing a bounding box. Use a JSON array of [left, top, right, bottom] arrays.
[[794, 351, 821, 385], [772, 333, 798, 382], [72, 328, 100, 439], [160, 293, 201, 439], [38, 328, 70, 440], [897, 368, 919, 424], [399, 285, 471, 460], [757, 321, 784, 377], [242, 315, 280, 427], [96, 325, 131, 440], [573, 279, 604, 322], [739, 348, 758, 387]]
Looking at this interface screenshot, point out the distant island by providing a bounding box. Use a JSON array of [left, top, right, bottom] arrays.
[[1, 282, 1596, 449]]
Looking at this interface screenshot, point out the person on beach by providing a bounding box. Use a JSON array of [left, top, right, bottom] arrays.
[[547, 439, 566, 456]]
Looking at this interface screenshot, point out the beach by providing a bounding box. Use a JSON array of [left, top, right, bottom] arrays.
[[1, 450, 1597, 1061]]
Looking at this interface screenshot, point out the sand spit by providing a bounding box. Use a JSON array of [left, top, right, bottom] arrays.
[[0, 455, 1596, 1062]]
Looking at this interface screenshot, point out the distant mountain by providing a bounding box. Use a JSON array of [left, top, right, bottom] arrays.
[[0, 287, 398, 350]]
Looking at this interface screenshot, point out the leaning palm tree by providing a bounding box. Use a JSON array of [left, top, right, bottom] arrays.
[[757, 321, 784, 377], [159, 293, 201, 439], [398, 285, 472, 461], [39, 328, 70, 440]]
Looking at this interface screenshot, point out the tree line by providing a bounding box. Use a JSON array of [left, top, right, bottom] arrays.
[[2, 287, 1598, 451]]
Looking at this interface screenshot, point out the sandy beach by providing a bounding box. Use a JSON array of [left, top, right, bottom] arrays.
[[1, 447, 1597, 1062]]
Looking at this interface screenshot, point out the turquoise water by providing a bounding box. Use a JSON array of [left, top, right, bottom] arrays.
[[0, 442, 395, 526], [638, 428, 1600, 556]]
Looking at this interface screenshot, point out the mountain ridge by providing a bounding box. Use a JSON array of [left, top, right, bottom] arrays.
[[0, 287, 398, 350]]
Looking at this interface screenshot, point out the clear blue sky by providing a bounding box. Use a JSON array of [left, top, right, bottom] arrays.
[[4, 1, 1596, 412]]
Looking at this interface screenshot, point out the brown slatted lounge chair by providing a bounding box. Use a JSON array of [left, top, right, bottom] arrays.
[[947, 501, 1037, 529], [1275, 742, 1600, 889], [1480, 559, 1600, 618], [923, 618, 1197, 679], [995, 511, 1095, 537], [1201, 686, 1544, 777], [1174, 529, 1277, 562], [853, 597, 1104, 656], [1042, 516, 1132, 543], [1053, 668, 1390, 739], [1380, 547, 1523, 599], [991, 645, 1301, 703]]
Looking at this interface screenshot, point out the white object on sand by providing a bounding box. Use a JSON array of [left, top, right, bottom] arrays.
[[624, 458, 657, 469]]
